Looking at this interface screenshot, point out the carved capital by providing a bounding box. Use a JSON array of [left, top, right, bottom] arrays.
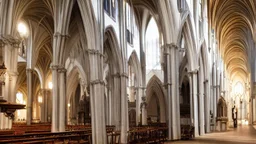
[[140, 101, 147, 109], [87, 49, 104, 57], [51, 65, 59, 70], [112, 73, 120, 78], [188, 69, 198, 75], [57, 67, 67, 73], [120, 73, 128, 78], [26, 68, 34, 73], [54, 32, 70, 38], [0, 35, 21, 48], [90, 79, 104, 85]]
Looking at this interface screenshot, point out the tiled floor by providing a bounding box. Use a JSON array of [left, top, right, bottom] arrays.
[[165, 126, 256, 144]]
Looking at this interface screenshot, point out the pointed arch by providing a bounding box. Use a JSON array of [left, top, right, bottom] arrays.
[[177, 12, 197, 71], [128, 50, 142, 86], [146, 75, 166, 122], [104, 26, 123, 74]]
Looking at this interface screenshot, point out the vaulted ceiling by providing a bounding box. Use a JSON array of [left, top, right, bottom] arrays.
[[210, 0, 256, 82]]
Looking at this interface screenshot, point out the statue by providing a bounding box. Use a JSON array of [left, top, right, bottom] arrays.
[[232, 105, 238, 128]]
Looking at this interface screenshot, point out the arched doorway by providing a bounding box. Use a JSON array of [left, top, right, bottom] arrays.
[[180, 76, 191, 126], [146, 75, 166, 124]]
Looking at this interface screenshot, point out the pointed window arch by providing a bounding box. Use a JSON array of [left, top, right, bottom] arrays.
[[126, 1, 134, 45], [145, 18, 161, 73], [104, 0, 116, 19]]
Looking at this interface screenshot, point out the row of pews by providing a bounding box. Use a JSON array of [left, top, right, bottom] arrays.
[[0, 123, 169, 143], [128, 126, 168, 143]]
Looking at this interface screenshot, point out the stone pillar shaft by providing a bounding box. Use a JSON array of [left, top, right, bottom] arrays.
[[58, 68, 66, 132], [199, 68, 205, 135], [204, 80, 211, 133], [51, 65, 59, 132], [120, 75, 128, 143], [192, 72, 199, 137], [26, 69, 33, 125]]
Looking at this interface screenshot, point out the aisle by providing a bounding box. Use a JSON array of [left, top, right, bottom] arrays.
[[165, 126, 256, 144]]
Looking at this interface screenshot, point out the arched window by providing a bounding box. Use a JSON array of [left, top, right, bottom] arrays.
[[104, 0, 116, 19], [145, 18, 161, 73], [16, 92, 26, 121], [126, 1, 134, 45], [178, 0, 186, 13], [199, 0, 203, 39]]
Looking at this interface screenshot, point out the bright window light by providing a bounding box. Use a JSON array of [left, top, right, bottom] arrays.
[[17, 22, 28, 37], [16, 92, 23, 104], [48, 82, 53, 89], [38, 96, 43, 103], [234, 82, 244, 95]]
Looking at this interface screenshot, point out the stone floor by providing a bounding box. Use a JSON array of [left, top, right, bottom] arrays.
[[165, 125, 256, 144]]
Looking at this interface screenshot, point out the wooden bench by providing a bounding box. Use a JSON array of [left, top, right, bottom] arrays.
[[180, 125, 194, 139], [127, 126, 168, 143], [0, 130, 92, 143]]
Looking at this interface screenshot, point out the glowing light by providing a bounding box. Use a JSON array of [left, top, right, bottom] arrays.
[[68, 103, 70, 107], [234, 82, 244, 95], [16, 92, 23, 104], [17, 22, 28, 37], [48, 82, 53, 89], [38, 96, 42, 103]]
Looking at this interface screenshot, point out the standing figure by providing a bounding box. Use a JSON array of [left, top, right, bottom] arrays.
[[232, 105, 237, 128]]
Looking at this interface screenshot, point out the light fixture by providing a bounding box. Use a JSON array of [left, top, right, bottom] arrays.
[[68, 103, 70, 107], [38, 96, 42, 103], [48, 82, 53, 89], [17, 22, 28, 57], [16, 92, 23, 104], [17, 22, 28, 37]]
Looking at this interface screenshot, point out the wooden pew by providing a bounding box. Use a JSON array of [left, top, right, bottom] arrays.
[[127, 126, 168, 143], [0, 130, 92, 144], [180, 125, 194, 139]]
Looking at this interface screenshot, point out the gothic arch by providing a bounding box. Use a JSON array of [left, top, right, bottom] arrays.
[[146, 75, 166, 122], [177, 12, 197, 72], [66, 60, 88, 103], [104, 26, 123, 74], [128, 51, 142, 87]]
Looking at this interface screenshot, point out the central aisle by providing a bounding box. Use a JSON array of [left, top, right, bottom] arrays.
[[165, 126, 256, 144]]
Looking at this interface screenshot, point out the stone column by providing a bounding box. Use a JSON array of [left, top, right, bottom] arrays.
[[170, 44, 180, 140], [105, 85, 112, 125], [120, 73, 128, 143], [204, 80, 210, 133], [108, 86, 113, 125], [58, 67, 66, 132], [212, 63, 217, 129], [91, 80, 106, 144], [141, 96, 147, 125], [8, 72, 18, 129], [199, 81, 205, 135], [112, 74, 121, 129], [26, 68, 33, 125], [39, 95, 44, 122], [51, 65, 59, 132], [3, 74, 10, 129], [137, 87, 144, 125], [164, 44, 172, 140], [188, 74, 194, 126], [191, 71, 199, 137], [253, 98, 256, 122], [43, 90, 50, 122]]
